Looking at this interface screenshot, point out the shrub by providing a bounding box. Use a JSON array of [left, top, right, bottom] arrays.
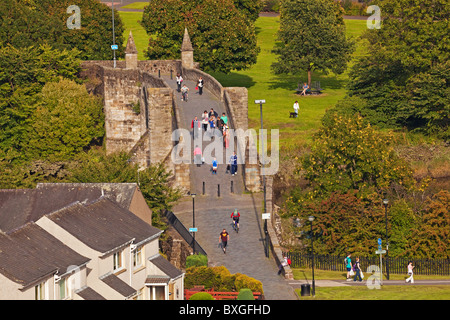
[[189, 292, 214, 300], [184, 266, 264, 294], [186, 254, 208, 268], [237, 288, 255, 300]]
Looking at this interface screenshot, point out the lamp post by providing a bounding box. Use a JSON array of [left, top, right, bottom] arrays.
[[383, 198, 390, 280], [255, 99, 269, 258], [308, 215, 315, 297], [111, 0, 116, 68], [192, 193, 196, 254]]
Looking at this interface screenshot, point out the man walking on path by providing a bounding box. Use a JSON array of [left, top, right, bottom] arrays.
[[219, 229, 229, 254], [230, 151, 238, 176]]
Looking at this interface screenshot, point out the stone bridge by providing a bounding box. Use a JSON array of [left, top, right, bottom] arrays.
[[80, 30, 297, 300]]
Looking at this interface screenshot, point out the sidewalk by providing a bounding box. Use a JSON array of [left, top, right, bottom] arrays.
[[167, 77, 298, 300]]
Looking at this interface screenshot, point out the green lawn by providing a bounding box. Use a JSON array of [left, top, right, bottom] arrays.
[[117, 12, 368, 148], [121, 2, 149, 10], [297, 285, 450, 300]]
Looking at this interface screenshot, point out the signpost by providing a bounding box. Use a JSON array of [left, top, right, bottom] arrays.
[[111, 44, 118, 50], [376, 238, 385, 285]]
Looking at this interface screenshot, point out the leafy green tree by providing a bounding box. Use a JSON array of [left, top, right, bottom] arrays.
[[0, 44, 81, 163], [347, 0, 449, 136], [300, 113, 414, 198], [0, 0, 125, 60], [272, 0, 354, 85], [141, 0, 259, 73], [68, 150, 182, 227], [27, 79, 104, 161], [406, 190, 450, 259], [290, 191, 385, 256]]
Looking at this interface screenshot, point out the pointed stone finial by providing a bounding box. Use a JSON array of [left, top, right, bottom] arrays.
[[181, 28, 194, 69], [181, 27, 193, 52], [125, 31, 138, 55], [125, 31, 138, 69]]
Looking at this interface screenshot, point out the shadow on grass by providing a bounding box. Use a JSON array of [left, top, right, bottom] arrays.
[[209, 72, 256, 89], [267, 72, 349, 92]]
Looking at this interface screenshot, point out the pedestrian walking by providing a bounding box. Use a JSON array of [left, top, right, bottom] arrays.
[[219, 229, 229, 254], [176, 73, 183, 92], [212, 157, 218, 174], [230, 151, 237, 176], [197, 77, 204, 95], [345, 254, 352, 281], [209, 116, 216, 138], [193, 145, 202, 167], [353, 257, 363, 282], [191, 116, 201, 140], [223, 125, 230, 149], [220, 112, 228, 126], [293, 101, 299, 118], [405, 261, 415, 284], [201, 110, 209, 132], [208, 108, 218, 119]]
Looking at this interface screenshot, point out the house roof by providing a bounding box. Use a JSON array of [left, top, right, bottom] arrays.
[[0, 183, 138, 233], [0, 223, 90, 288], [45, 197, 162, 254], [148, 254, 183, 280], [100, 273, 136, 299], [75, 286, 106, 300]]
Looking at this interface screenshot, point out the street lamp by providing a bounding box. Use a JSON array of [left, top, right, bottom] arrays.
[[192, 193, 196, 254], [111, 0, 117, 68], [255, 99, 269, 258], [308, 215, 315, 297], [383, 198, 390, 280]]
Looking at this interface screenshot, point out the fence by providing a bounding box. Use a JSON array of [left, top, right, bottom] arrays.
[[284, 252, 450, 276], [164, 210, 207, 256]]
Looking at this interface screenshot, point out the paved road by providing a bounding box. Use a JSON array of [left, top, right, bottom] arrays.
[[165, 77, 298, 300]]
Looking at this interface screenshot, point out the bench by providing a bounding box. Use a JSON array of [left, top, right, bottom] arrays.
[[296, 81, 322, 95]]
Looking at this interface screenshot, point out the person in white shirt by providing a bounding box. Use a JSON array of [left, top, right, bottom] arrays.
[[293, 101, 299, 117], [176, 73, 183, 92], [406, 261, 415, 283]]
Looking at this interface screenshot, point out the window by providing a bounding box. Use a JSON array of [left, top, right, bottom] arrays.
[[113, 250, 123, 271], [59, 278, 68, 300], [35, 282, 47, 300], [133, 246, 143, 268]]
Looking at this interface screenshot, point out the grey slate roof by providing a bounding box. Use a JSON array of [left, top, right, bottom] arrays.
[[0, 183, 139, 233], [148, 254, 183, 280], [0, 223, 90, 288], [100, 273, 136, 298], [46, 197, 162, 254], [75, 286, 106, 300]]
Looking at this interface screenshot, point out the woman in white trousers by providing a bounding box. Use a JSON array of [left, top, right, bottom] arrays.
[[406, 261, 415, 283]]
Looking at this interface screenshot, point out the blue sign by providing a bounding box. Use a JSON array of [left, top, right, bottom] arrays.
[[189, 228, 198, 233], [111, 44, 118, 50], [377, 238, 382, 245]]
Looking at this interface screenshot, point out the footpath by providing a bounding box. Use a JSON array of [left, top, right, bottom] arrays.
[[166, 76, 298, 300]]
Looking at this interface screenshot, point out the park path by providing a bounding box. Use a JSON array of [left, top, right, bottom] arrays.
[[163, 76, 298, 300]]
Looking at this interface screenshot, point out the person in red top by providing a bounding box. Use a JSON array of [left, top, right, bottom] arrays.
[[231, 209, 240, 232], [219, 229, 229, 254]]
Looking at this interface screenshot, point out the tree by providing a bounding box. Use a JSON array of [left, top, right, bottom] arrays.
[[406, 190, 450, 259], [68, 150, 182, 227], [347, 0, 449, 136], [0, 44, 81, 163], [0, 0, 125, 60], [141, 0, 259, 73], [272, 0, 354, 86], [300, 113, 414, 198], [27, 79, 104, 161]]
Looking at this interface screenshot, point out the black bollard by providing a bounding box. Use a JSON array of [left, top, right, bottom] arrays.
[[231, 181, 234, 193], [203, 182, 205, 195], [218, 184, 220, 197]]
